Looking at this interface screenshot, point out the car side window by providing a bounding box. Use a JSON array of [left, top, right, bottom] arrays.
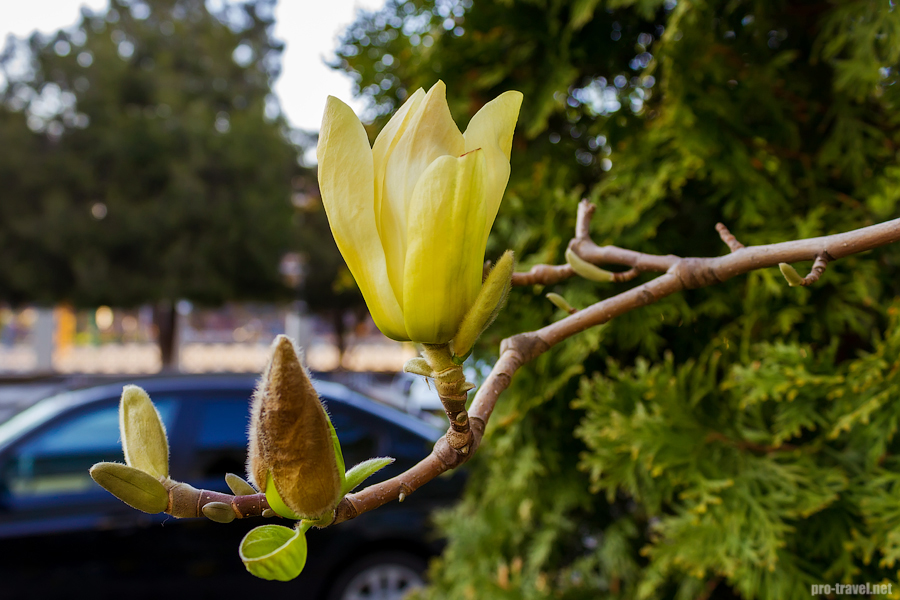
[[186, 397, 381, 481], [3, 399, 177, 497], [191, 396, 251, 479]]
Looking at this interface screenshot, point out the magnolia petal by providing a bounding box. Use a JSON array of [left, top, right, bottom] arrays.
[[318, 96, 408, 340], [372, 88, 426, 239], [402, 150, 487, 343], [382, 80, 466, 304], [463, 91, 523, 248]]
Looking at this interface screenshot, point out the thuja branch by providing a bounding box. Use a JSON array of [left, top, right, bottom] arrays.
[[327, 205, 900, 525]]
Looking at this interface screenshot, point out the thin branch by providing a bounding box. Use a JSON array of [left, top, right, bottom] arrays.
[[716, 222, 745, 252], [511, 199, 676, 287], [326, 213, 900, 523], [802, 254, 830, 285], [569, 200, 680, 273], [511, 263, 574, 286], [611, 267, 642, 283]]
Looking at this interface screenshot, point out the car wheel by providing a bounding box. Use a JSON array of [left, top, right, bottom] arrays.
[[326, 551, 428, 600]]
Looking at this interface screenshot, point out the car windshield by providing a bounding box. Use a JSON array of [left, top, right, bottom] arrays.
[[0, 395, 76, 449]]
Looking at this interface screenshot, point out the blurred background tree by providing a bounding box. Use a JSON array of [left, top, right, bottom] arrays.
[[336, 0, 900, 598], [0, 0, 365, 367]]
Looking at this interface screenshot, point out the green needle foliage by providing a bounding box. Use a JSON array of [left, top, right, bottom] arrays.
[[336, 0, 900, 598]]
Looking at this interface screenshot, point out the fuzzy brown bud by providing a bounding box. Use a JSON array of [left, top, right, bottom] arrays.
[[247, 336, 342, 520]]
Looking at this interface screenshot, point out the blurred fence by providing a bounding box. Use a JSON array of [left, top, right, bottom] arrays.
[[0, 303, 414, 375]]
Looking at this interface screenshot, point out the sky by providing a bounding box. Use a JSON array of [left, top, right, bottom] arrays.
[[0, 0, 386, 131]]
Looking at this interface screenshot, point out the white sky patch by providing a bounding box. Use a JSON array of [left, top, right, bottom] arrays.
[[0, 0, 387, 133]]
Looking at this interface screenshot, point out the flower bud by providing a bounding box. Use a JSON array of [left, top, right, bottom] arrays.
[[119, 385, 169, 478], [779, 262, 804, 287], [89, 462, 168, 514], [565, 248, 615, 283], [247, 336, 342, 520]]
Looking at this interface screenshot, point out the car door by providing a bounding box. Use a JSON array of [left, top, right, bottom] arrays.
[[0, 396, 180, 537]]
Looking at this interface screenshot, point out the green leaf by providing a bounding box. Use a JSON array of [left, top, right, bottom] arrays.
[[325, 410, 346, 485], [119, 385, 169, 478], [342, 457, 395, 495], [202, 501, 236, 523], [89, 461, 168, 514], [239, 523, 309, 581], [264, 471, 302, 520], [225, 472, 257, 496]]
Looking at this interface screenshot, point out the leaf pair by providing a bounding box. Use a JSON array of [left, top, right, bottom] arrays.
[[89, 386, 171, 514]]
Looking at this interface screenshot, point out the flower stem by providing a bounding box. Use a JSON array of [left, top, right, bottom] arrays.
[[421, 343, 472, 455]]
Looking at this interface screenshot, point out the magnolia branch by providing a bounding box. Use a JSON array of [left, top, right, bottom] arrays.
[[511, 200, 679, 288], [192, 202, 900, 526]]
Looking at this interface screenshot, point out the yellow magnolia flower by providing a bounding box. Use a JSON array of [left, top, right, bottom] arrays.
[[317, 81, 522, 343]]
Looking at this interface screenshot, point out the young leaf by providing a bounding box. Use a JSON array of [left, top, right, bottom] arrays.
[[119, 385, 169, 478], [239, 523, 309, 581], [342, 457, 396, 495], [89, 461, 169, 514], [225, 472, 257, 496], [565, 248, 615, 283]]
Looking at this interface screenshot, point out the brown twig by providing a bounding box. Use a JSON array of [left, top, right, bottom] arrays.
[[511, 264, 574, 286], [569, 200, 680, 272], [611, 267, 642, 283], [801, 254, 830, 285], [716, 222, 745, 252], [162, 480, 272, 519], [324, 209, 900, 524], [511, 199, 678, 287]]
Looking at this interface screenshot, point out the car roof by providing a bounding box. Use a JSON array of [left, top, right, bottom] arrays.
[[0, 374, 443, 451]]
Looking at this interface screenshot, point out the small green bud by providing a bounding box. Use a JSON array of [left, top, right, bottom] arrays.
[[248, 336, 342, 520], [119, 385, 169, 478], [546, 292, 576, 314], [779, 263, 804, 287], [89, 462, 168, 514], [239, 523, 309, 581], [225, 472, 257, 496], [202, 501, 236, 523], [452, 250, 514, 359], [565, 248, 615, 283]]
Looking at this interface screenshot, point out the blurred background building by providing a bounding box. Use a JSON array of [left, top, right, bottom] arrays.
[[0, 302, 415, 375]]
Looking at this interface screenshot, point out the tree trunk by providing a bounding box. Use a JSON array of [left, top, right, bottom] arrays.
[[153, 300, 178, 372]]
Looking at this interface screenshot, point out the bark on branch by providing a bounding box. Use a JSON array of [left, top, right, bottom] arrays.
[[207, 207, 900, 527]]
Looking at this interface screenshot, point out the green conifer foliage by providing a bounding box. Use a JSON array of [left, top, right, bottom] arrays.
[[338, 0, 900, 598]]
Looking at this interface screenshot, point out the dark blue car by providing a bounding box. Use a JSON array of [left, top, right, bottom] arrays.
[[0, 374, 462, 600]]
